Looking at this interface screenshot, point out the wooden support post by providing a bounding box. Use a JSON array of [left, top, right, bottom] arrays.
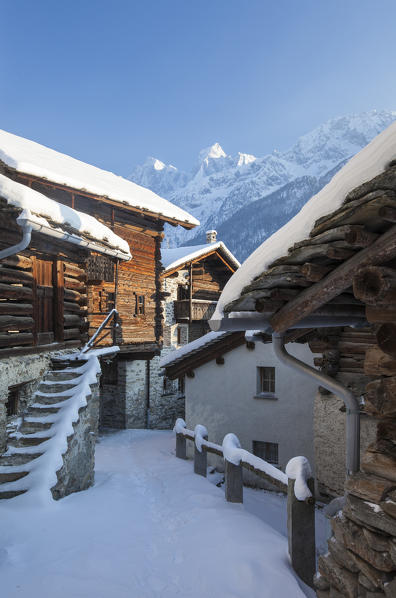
[[224, 459, 243, 503], [194, 440, 208, 477], [189, 262, 193, 324], [176, 433, 187, 459], [287, 478, 316, 588]]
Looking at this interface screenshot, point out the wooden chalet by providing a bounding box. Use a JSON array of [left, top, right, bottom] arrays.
[[210, 121, 396, 596], [161, 231, 240, 342], [0, 128, 198, 430], [0, 173, 130, 357], [143, 232, 240, 431]]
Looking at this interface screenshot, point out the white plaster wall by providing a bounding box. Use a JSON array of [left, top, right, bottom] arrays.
[[185, 342, 317, 475]]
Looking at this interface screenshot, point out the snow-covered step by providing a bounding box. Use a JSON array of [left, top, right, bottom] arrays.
[[28, 405, 60, 417], [51, 358, 88, 370], [0, 453, 43, 466], [0, 349, 103, 501], [45, 371, 83, 382], [19, 420, 53, 435], [0, 488, 27, 499], [37, 381, 79, 394], [8, 435, 52, 448], [32, 393, 74, 405], [0, 470, 29, 484]]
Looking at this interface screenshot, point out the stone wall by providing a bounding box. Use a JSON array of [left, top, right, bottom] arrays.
[[0, 352, 56, 452], [314, 392, 377, 498], [51, 373, 100, 500]]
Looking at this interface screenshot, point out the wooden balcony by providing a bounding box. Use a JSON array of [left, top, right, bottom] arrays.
[[174, 299, 217, 322]]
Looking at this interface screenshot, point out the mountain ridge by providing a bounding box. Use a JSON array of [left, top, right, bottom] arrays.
[[129, 109, 396, 261]]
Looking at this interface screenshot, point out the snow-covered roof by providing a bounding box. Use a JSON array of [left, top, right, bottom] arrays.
[[160, 331, 231, 368], [211, 120, 396, 324], [0, 174, 131, 259], [0, 129, 199, 228], [161, 241, 240, 273]]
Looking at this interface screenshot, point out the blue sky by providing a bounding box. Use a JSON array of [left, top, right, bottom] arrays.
[[1, 0, 396, 175]]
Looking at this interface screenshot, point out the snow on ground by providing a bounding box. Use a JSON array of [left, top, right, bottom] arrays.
[[0, 430, 325, 598]]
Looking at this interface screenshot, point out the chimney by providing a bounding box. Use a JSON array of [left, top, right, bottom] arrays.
[[206, 230, 217, 244]]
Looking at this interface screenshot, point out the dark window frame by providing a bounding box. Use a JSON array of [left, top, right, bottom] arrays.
[[256, 366, 276, 398], [252, 440, 279, 465]]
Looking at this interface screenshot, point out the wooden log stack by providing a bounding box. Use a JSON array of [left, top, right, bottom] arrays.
[[0, 255, 34, 349], [316, 261, 396, 597]]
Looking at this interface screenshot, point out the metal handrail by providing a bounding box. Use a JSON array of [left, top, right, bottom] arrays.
[[80, 308, 118, 353]]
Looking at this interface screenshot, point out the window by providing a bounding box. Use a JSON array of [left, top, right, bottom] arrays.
[[177, 285, 189, 300], [253, 441, 279, 465], [256, 366, 275, 396], [162, 376, 173, 395], [175, 325, 188, 346], [7, 385, 20, 416], [135, 294, 145, 315]]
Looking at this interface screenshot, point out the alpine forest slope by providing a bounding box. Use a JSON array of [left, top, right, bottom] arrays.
[[130, 110, 396, 262]]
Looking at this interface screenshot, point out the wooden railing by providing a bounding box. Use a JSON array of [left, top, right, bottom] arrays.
[[81, 308, 118, 353], [174, 418, 316, 588], [174, 299, 217, 322]]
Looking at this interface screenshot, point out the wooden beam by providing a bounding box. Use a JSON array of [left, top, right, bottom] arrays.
[[270, 225, 396, 333]]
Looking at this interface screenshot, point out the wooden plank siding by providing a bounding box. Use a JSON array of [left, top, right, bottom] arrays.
[[191, 255, 231, 301], [3, 169, 166, 350]]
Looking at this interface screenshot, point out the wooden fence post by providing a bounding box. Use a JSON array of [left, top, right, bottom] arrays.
[[194, 437, 208, 477], [287, 478, 315, 588], [225, 459, 243, 503], [176, 433, 187, 459]]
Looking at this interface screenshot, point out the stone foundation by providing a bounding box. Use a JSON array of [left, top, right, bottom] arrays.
[[0, 352, 61, 452], [52, 374, 100, 500]]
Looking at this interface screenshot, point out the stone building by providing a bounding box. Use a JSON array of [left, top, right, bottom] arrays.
[[209, 120, 396, 595], [161, 330, 318, 486]]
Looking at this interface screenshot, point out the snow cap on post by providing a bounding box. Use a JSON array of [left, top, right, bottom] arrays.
[[194, 424, 208, 452], [173, 418, 187, 434], [222, 433, 243, 465], [285, 456, 313, 501]]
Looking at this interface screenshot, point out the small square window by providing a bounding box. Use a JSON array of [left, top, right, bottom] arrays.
[[135, 295, 145, 315], [257, 366, 275, 395], [253, 440, 278, 465]]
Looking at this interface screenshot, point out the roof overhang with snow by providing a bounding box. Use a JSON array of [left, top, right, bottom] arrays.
[[0, 129, 199, 229], [0, 174, 131, 260], [160, 331, 247, 379], [209, 121, 396, 335], [161, 241, 240, 276]]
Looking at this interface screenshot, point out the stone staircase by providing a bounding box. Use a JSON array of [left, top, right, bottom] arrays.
[[0, 354, 100, 501]]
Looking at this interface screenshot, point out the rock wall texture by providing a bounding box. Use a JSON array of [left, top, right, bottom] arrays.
[[52, 373, 100, 500], [0, 352, 57, 452], [314, 392, 377, 497]]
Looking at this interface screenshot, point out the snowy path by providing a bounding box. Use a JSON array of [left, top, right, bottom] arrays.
[[0, 430, 311, 598]]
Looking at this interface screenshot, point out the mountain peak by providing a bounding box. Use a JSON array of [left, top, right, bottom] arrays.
[[198, 142, 227, 163]]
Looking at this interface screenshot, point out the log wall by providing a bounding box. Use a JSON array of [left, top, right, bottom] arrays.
[[5, 170, 166, 349], [316, 268, 396, 596]]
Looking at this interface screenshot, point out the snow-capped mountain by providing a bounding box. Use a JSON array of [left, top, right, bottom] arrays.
[[129, 109, 396, 261]]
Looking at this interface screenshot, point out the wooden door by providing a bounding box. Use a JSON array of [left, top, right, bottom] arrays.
[[36, 259, 55, 345]]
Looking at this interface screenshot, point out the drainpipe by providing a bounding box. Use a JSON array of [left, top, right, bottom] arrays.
[[0, 210, 32, 260], [272, 332, 360, 476]]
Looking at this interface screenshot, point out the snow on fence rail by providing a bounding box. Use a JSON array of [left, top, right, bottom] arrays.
[[173, 418, 316, 588]]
